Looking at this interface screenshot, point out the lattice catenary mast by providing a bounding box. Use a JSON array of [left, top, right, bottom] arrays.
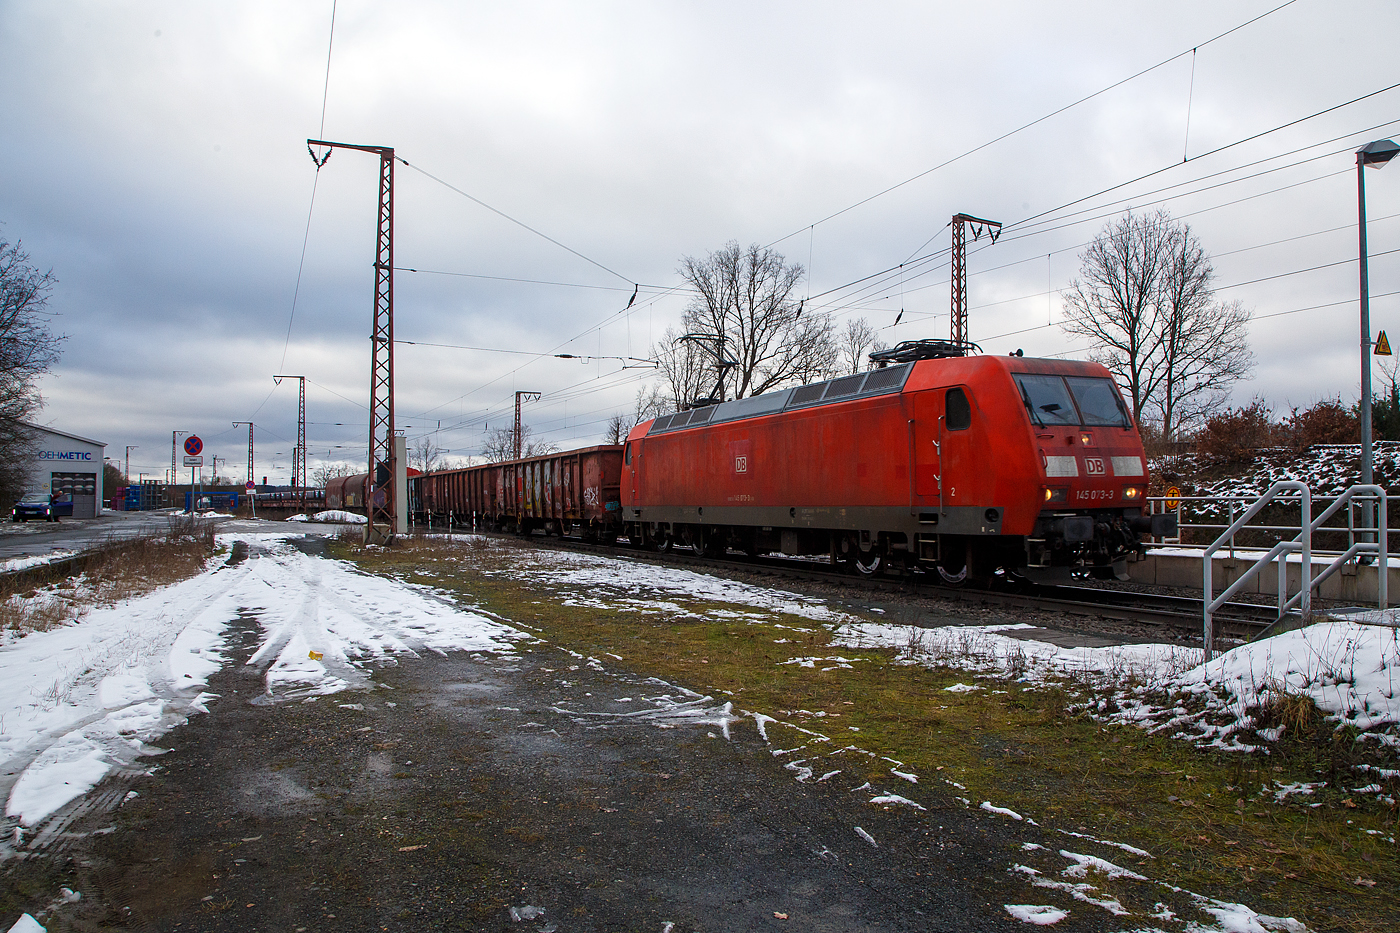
[[274, 375, 306, 512], [514, 391, 540, 461], [949, 213, 1002, 345], [307, 139, 397, 542], [232, 422, 254, 487]]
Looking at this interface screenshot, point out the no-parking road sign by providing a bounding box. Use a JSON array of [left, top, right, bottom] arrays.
[[184, 435, 203, 457]]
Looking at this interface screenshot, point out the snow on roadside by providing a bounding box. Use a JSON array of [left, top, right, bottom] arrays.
[[836, 618, 1400, 786], [0, 552, 76, 574], [1, 533, 525, 827]]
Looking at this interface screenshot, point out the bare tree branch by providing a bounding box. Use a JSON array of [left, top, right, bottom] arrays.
[[1060, 211, 1252, 439], [480, 424, 557, 462], [0, 239, 62, 509], [663, 242, 837, 404]]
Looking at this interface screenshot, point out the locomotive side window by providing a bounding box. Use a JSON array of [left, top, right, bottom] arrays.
[[624, 443, 632, 465], [945, 387, 972, 430], [1065, 376, 1130, 427], [1012, 374, 1078, 426]]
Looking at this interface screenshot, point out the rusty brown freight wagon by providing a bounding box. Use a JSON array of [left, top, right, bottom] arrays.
[[411, 446, 624, 539]]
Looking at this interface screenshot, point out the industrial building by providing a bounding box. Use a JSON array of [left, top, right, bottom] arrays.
[[18, 422, 106, 519]]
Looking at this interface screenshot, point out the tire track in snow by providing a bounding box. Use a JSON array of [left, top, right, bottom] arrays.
[[1, 546, 260, 843]]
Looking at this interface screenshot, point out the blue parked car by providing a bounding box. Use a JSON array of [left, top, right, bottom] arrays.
[[11, 495, 73, 522]]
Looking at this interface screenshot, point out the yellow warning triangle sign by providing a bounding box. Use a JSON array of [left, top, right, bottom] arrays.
[[1377, 331, 1393, 356]]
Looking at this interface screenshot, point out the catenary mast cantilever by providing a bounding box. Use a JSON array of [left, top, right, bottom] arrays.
[[949, 213, 1001, 346], [307, 139, 397, 543]]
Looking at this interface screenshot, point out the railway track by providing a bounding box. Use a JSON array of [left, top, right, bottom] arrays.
[[460, 529, 1275, 642]]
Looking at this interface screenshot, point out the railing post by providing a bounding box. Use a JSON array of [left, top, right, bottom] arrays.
[[1300, 489, 1311, 624], [1229, 500, 1237, 560], [1379, 491, 1388, 611], [1203, 543, 1214, 662]]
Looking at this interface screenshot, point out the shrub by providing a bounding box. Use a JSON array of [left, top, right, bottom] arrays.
[[1196, 399, 1277, 463], [1282, 398, 1357, 449]]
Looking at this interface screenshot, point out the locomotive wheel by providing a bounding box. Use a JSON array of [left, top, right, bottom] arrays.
[[936, 560, 969, 586], [853, 547, 883, 576]]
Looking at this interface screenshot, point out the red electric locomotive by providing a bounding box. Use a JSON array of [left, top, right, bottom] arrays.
[[621, 341, 1174, 583]]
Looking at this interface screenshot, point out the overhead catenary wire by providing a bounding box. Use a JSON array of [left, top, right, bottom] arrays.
[[794, 111, 1400, 326], [277, 1, 338, 375], [398, 160, 634, 286], [334, 21, 1389, 451], [763, 0, 1301, 250]]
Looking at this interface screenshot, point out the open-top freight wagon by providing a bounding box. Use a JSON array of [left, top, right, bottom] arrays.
[[410, 446, 624, 539]]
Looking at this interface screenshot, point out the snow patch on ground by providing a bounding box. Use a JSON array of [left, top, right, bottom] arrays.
[[287, 510, 368, 524], [0, 533, 525, 827], [834, 618, 1400, 776], [0, 552, 76, 574], [470, 543, 857, 625]]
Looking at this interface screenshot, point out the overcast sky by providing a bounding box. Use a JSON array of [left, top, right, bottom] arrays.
[[2, 1, 1397, 483]]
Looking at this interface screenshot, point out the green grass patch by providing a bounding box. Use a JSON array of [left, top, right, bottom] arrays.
[[338, 535, 1399, 932]]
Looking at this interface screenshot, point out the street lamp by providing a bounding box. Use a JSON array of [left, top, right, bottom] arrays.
[[1359, 138, 1399, 492]]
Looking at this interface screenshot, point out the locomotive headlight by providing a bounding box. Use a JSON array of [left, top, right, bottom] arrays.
[[1042, 486, 1068, 503], [1122, 485, 1144, 501], [1080, 432, 1094, 447]]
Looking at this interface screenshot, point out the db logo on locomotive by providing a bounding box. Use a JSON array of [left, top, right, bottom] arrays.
[[1085, 457, 1106, 475]]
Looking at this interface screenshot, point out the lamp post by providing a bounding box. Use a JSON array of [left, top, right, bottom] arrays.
[[1358, 139, 1400, 492]]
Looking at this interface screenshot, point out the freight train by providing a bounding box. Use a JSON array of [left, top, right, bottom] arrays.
[[409, 342, 1174, 583]]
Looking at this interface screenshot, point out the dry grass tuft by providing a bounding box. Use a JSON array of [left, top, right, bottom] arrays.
[[0, 517, 219, 634]]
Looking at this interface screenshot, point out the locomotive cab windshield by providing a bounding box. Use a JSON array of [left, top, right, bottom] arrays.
[[1013, 373, 1130, 428]]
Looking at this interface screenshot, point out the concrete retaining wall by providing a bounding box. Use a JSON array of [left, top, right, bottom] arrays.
[[1132, 549, 1399, 603]]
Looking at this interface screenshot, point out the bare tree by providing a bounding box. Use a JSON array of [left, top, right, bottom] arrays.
[[311, 461, 358, 486], [0, 239, 63, 509], [654, 325, 709, 411], [481, 424, 558, 462], [410, 435, 447, 473], [633, 384, 671, 422], [604, 413, 631, 445], [604, 386, 673, 444], [1061, 211, 1252, 439], [663, 242, 837, 405], [838, 318, 886, 375]]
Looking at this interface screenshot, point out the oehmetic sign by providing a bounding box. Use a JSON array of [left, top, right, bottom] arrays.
[[38, 450, 94, 461]]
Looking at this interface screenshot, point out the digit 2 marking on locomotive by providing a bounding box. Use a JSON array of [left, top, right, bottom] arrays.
[[1085, 457, 1106, 475], [735, 455, 748, 473]]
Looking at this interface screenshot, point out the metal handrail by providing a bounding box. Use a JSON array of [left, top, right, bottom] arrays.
[[1201, 483, 1389, 662], [1203, 481, 1310, 662], [1277, 485, 1387, 618], [1148, 492, 1398, 554]]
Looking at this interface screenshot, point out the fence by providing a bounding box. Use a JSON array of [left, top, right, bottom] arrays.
[[1146, 491, 1397, 558]]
